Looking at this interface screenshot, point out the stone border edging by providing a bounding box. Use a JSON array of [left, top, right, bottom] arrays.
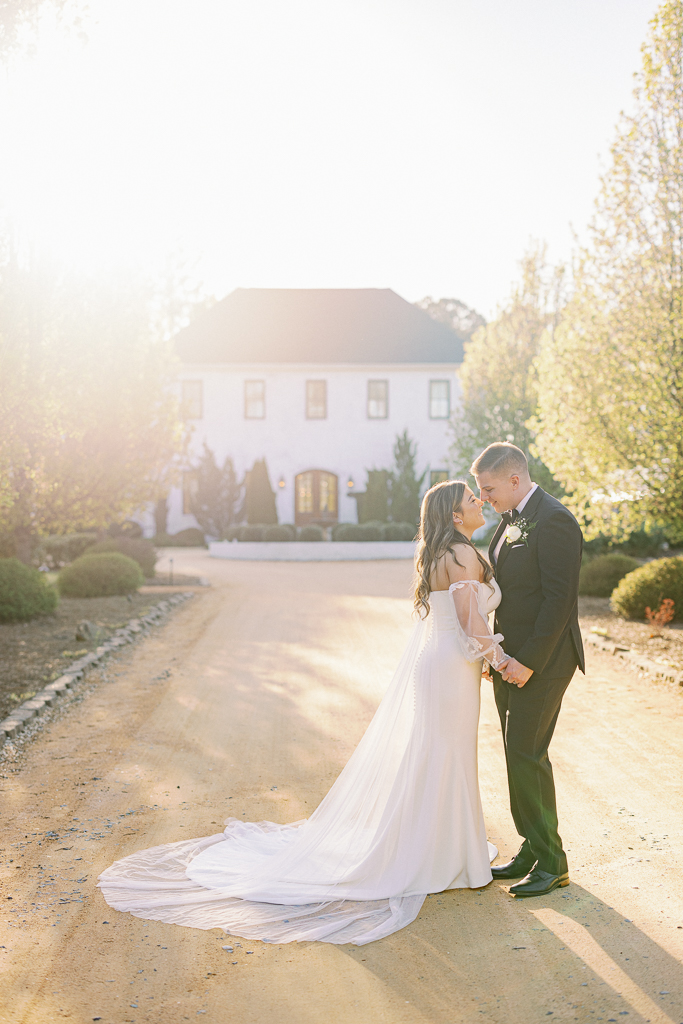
[[0, 592, 194, 746], [582, 630, 683, 686]]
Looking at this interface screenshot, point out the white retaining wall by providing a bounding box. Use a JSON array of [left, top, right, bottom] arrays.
[[209, 541, 416, 561]]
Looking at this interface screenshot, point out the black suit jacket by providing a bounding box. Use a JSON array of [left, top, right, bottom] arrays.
[[489, 487, 585, 678]]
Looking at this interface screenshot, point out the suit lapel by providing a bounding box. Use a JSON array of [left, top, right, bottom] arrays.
[[493, 487, 547, 575]]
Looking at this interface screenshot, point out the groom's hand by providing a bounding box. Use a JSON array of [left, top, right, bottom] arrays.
[[501, 658, 533, 687]]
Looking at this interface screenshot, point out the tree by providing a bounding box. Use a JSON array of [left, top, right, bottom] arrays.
[[357, 469, 390, 523], [242, 459, 278, 525], [0, 0, 85, 59], [389, 431, 425, 525], [533, 1, 683, 541], [0, 249, 183, 561], [189, 443, 242, 539], [449, 244, 564, 494], [416, 297, 485, 339]]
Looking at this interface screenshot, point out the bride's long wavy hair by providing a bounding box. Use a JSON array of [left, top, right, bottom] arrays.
[[413, 479, 493, 619]]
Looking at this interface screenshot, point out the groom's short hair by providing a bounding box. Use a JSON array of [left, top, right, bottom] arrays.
[[470, 442, 529, 478]]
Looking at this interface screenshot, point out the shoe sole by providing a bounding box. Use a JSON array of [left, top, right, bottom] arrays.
[[509, 877, 570, 898]]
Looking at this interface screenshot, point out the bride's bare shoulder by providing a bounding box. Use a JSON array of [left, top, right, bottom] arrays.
[[445, 545, 484, 584]]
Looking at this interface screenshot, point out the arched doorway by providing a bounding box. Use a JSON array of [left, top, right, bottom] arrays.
[[295, 470, 338, 526]]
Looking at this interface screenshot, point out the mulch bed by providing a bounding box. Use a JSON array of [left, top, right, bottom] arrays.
[[0, 592, 161, 721], [578, 596, 683, 672]]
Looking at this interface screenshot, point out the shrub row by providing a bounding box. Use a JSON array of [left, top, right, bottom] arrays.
[[152, 528, 207, 547], [219, 522, 416, 542], [578, 554, 640, 597]]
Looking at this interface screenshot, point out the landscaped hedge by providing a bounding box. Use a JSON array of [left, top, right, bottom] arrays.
[[298, 525, 324, 541], [264, 525, 295, 541], [153, 529, 206, 547], [578, 554, 640, 597], [0, 558, 58, 622], [610, 556, 683, 620], [382, 522, 417, 541], [85, 537, 157, 578], [58, 553, 143, 598]]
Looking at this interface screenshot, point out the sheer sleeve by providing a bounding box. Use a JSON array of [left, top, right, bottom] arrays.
[[448, 581, 509, 670]]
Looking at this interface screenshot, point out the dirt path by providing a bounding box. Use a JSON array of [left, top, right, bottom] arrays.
[[2, 552, 683, 1024]]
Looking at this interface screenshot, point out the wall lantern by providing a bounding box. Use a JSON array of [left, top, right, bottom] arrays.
[[346, 477, 354, 489], [278, 476, 286, 489]]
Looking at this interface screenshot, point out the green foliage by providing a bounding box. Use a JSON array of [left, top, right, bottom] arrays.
[[189, 443, 242, 538], [416, 297, 486, 339], [161, 528, 206, 547], [239, 525, 266, 542], [38, 532, 98, 569], [382, 522, 417, 541], [58, 552, 143, 598], [85, 538, 157, 578], [360, 470, 390, 523], [298, 525, 324, 541], [450, 245, 563, 494], [389, 431, 426, 526], [107, 520, 143, 539], [264, 525, 295, 541], [0, 558, 58, 622], [578, 554, 640, 597], [243, 459, 278, 525], [534, 4, 683, 542], [583, 527, 670, 560], [0, 253, 183, 563], [610, 557, 683, 620]]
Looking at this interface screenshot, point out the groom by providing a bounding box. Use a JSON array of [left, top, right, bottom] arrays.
[[471, 442, 584, 898]]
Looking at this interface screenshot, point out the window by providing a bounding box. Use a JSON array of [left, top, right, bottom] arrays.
[[306, 380, 327, 419], [245, 380, 265, 419], [181, 380, 203, 419], [430, 470, 449, 487], [367, 380, 388, 419], [429, 380, 450, 419], [182, 471, 198, 515]]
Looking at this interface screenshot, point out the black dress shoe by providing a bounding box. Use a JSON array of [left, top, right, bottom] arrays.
[[508, 867, 570, 897], [491, 852, 537, 880]]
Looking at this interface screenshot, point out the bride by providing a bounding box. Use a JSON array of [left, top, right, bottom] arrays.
[[98, 479, 510, 946]]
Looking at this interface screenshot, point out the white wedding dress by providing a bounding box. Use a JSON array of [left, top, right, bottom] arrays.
[[98, 579, 507, 946]]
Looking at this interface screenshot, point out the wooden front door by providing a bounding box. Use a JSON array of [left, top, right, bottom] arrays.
[[295, 470, 338, 526]]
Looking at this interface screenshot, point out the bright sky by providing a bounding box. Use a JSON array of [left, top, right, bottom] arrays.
[[0, 0, 660, 318]]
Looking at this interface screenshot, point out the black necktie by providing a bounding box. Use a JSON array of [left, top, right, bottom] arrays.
[[501, 508, 520, 525]]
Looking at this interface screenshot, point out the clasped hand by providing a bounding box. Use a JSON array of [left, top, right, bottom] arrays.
[[500, 657, 533, 687]]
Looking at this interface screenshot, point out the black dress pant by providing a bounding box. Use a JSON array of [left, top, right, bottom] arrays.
[[492, 670, 574, 876]]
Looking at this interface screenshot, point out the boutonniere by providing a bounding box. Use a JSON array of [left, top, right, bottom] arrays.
[[505, 517, 537, 546]]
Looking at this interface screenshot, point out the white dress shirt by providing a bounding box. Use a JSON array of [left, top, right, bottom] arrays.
[[493, 482, 538, 564]]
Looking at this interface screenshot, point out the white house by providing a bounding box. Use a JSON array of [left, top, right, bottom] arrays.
[[165, 288, 464, 534]]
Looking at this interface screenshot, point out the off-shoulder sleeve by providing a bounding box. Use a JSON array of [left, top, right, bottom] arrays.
[[448, 581, 509, 670]]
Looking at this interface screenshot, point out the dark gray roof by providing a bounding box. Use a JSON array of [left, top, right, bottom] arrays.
[[175, 288, 464, 364]]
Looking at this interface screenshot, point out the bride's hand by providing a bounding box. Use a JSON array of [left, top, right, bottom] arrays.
[[481, 662, 492, 681]]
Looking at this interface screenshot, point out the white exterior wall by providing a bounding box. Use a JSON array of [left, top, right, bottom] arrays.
[[166, 362, 460, 535]]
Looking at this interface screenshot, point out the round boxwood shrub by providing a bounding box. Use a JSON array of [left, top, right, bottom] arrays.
[[58, 553, 143, 598], [578, 554, 640, 598], [610, 556, 683, 620], [382, 522, 416, 541], [38, 532, 99, 569], [298, 525, 324, 541], [333, 523, 357, 541], [264, 525, 294, 542], [0, 558, 58, 622], [85, 537, 157, 578]]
